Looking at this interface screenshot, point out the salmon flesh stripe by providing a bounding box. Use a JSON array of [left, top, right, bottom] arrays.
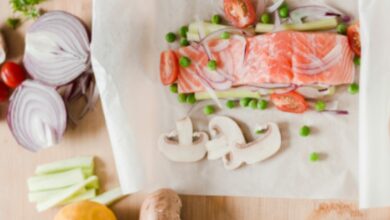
[[171, 31, 355, 93]]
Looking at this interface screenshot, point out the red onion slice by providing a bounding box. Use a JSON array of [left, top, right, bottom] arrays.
[[24, 11, 90, 87], [290, 5, 350, 24], [7, 80, 67, 152], [267, 0, 285, 13]]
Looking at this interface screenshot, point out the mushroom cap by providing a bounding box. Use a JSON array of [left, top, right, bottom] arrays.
[[140, 189, 182, 220], [54, 201, 116, 220]]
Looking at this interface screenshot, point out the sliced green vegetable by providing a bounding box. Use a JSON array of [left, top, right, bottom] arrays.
[[179, 26, 189, 37], [260, 13, 271, 24], [195, 89, 260, 100], [249, 99, 258, 109], [60, 189, 96, 205], [336, 23, 347, 35], [226, 100, 236, 109], [257, 100, 268, 110], [29, 188, 87, 203], [177, 94, 187, 103], [207, 60, 217, 70], [92, 187, 125, 206], [180, 38, 190, 47], [35, 156, 94, 175], [28, 168, 86, 192], [165, 32, 177, 43], [314, 101, 326, 112], [36, 176, 98, 212], [300, 125, 311, 137], [179, 56, 191, 67], [203, 105, 215, 115], [186, 93, 196, 104], [211, 14, 221, 24], [255, 17, 338, 33], [353, 56, 361, 66], [240, 97, 252, 107], [169, 84, 178, 94], [309, 152, 320, 162], [348, 83, 359, 95], [220, 31, 230, 39]]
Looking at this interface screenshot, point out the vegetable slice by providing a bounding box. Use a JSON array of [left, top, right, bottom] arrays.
[[28, 168, 85, 192], [7, 80, 67, 152], [270, 91, 308, 114], [91, 187, 125, 206], [35, 156, 94, 175], [160, 50, 179, 85], [224, 0, 257, 28], [36, 176, 98, 212]]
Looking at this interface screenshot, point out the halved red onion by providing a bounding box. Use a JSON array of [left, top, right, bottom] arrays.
[[7, 80, 67, 152], [23, 11, 90, 87]]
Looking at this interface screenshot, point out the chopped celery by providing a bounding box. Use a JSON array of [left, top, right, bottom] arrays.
[[188, 21, 227, 35], [36, 176, 98, 212], [82, 167, 94, 177], [187, 32, 200, 41], [255, 17, 339, 33], [92, 187, 125, 206], [28, 168, 85, 192], [35, 156, 94, 175], [195, 89, 260, 100], [60, 189, 97, 205]]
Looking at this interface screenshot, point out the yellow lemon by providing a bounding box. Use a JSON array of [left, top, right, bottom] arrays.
[[54, 201, 116, 220]]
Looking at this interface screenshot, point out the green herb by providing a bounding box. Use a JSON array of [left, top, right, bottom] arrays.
[[203, 105, 215, 115], [165, 32, 177, 43], [186, 93, 196, 104], [6, 17, 21, 29], [348, 83, 359, 95], [207, 60, 217, 71], [179, 56, 191, 67], [309, 152, 320, 162], [257, 100, 268, 110], [211, 14, 221, 24], [300, 125, 311, 137], [169, 84, 178, 94], [226, 100, 235, 109], [10, 0, 46, 18], [315, 101, 326, 112]]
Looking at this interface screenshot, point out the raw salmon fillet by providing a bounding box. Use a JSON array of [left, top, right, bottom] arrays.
[[173, 31, 355, 93]]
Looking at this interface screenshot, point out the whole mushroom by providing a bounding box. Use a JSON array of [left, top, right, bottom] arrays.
[[139, 189, 182, 220]]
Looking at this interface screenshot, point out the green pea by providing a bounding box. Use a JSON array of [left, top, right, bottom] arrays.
[[179, 26, 189, 38], [207, 60, 218, 71], [260, 13, 271, 24], [203, 105, 216, 115], [315, 101, 326, 112], [336, 23, 347, 35], [178, 94, 187, 103], [180, 38, 190, 47], [348, 83, 359, 95], [165, 32, 177, 43], [240, 97, 252, 107], [220, 31, 230, 39], [309, 152, 320, 162], [169, 84, 178, 94], [186, 93, 196, 104], [278, 5, 289, 18], [353, 56, 361, 66], [257, 100, 268, 110], [211, 14, 221, 24], [179, 56, 191, 67], [300, 125, 311, 137], [249, 99, 258, 109], [226, 100, 236, 109]]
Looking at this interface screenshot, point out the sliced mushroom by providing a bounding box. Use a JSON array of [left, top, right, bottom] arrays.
[[223, 123, 281, 170], [139, 189, 182, 220], [0, 31, 6, 64], [158, 117, 208, 162], [206, 116, 245, 160]]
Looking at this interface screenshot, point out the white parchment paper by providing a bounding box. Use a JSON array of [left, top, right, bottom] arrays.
[[91, 0, 359, 200]]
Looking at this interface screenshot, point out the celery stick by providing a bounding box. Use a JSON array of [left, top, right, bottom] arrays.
[[28, 187, 87, 203], [36, 176, 98, 212], [28, 168, 85, 192], [283, 18, 338, 31], [254, 24, 274, 33], [187, 32, 200, 42], [60, 189, 97, 205], [92, 187, 126, 206], [188, 21, 227, 36], [82, 167, 94, 177], [195, 89, 260, 100], [35, 156, 94, 175]]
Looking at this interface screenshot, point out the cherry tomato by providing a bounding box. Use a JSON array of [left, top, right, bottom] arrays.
[[0, 81, 9, 102], [270, 91, 308, 114], [347, 23, 361, 56], [224, 0, 257, 28], [1, 62, 27, 88], [160, 50, 179, 86]]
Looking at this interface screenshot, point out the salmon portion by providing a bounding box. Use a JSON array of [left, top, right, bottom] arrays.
[[174, 31, 354, 93]]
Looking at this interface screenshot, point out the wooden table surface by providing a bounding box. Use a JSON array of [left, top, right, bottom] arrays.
[[0, 0, 389, 219]]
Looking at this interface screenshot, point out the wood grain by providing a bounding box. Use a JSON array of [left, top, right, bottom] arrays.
[[0, 0, 389, 219]]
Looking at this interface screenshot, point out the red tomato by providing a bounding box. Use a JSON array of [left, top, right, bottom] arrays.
[[347, 23, 361, 56], [0, 81, 9, 102], [1, 62, 26, 89], [160, 50, 179, 86], [270, 91, 308, 114], [224, 0, 257, 28]]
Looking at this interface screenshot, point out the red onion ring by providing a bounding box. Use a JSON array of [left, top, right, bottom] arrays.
[[23, 11, 90, 87], [7, 80, 67, 152], [290, 5, 350, 24]]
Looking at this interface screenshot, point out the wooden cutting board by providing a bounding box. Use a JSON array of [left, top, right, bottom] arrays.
[[0, 0, 389, 219]]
